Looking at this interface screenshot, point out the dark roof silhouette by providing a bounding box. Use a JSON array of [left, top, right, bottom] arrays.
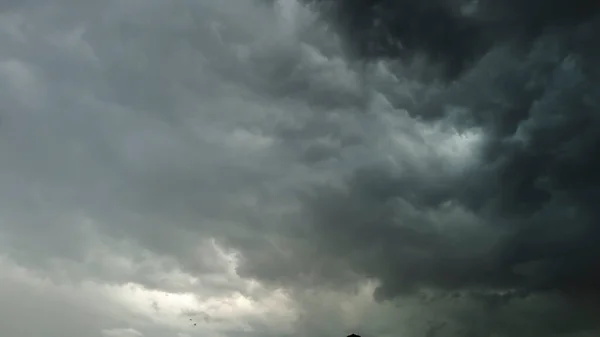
[[348, 334, 362, 337]]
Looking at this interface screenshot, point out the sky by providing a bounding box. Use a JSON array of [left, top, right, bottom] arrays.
[[0, 0, 599, 337]]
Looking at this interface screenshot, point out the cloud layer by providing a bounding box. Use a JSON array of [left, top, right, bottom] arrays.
[[0, 0, 599, 336]]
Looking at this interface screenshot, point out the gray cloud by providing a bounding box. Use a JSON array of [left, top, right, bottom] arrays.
[[0, 0, 599, 337], [309, 0, 600, 79], [233, 2, 600, 336]]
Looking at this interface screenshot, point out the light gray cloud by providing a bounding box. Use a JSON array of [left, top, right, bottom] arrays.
[[0, 1, 405, 336]]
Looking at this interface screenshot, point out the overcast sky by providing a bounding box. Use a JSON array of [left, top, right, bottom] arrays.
[[0, 1, 599, 337]]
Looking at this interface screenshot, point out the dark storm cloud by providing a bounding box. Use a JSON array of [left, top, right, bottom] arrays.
[[2, 0, 600, 336], [228, 2, 600, 336], [308, 0, 600, 79]]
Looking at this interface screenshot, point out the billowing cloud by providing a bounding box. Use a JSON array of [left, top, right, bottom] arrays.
[[0, 0, 599, 337], [311, 0, 600, 78]]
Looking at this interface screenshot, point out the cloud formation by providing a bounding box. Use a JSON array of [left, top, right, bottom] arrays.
[[0, 0, 599, 336], [312, 0, 600, 78]]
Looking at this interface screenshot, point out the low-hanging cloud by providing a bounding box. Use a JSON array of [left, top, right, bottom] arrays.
[[1, 0, 599, 337], [232, 1, 600, 335]]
